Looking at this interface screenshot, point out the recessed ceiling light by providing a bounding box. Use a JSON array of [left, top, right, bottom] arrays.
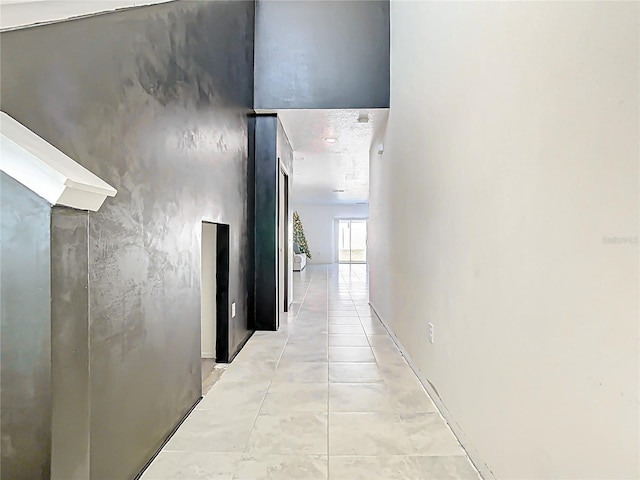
[[325, 137, 337, 144]]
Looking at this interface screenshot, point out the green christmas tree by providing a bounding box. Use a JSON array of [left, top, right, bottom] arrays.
[[293, 211, 312, 259]]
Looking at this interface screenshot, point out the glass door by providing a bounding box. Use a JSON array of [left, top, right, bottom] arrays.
[[338, 219, 367, 264]]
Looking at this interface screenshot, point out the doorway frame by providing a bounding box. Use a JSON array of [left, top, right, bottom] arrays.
[[277, 160, 291, 317]]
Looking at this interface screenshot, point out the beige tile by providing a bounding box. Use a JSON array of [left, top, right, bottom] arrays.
[[329, 324, 365, 335], [222, 361, 277, 383], [329, 304, 354, 310], [371, 346, 407, 366], [246, 412, 328, 455], [328, 455, 421, 480], [362, 322, 388, 334], [366, 334, 396, 349], [356, 306, 375, 315], [272, 362, 328, 383], [329, 311, 360, 317], [411, 455, 481, 479], [141, 451, 239, 480], [385, 377, 438, 413], [329, 363, 384, 383], [286, 333, 328, 348], [234, 344, 286, 363], [234, 454, 327, 480], [378, 361, 415, 381], [280, 344, 328, 363], [164, 410, 256, 453], [329, 347, 376, 363], [328, 316, 362, 325], [330, 383, 396, 412], [329, 335, 370, 347], [399, 413, 465, 456], [329, 412, 411, 455], [198, 380, 270, 412], [288, 325, 327, 336], [261, 382, 328, 414]]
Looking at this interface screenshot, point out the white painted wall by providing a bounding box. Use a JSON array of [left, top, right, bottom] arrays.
[[293, 203, 369, 264], [201, 223, 217, 359], [370, 2, 639, 479]]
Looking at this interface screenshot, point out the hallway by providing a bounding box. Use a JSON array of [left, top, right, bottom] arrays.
[[142, 265, 480, 479]]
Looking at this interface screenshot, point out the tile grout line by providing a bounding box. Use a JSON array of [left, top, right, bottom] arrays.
[[325, 265, 331, 479]]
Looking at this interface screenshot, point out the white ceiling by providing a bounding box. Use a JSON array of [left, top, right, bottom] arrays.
[[277, 109, 388, 205], [0, 0, 173, 31]]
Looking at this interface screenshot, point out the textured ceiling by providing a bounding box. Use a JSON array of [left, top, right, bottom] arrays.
[[277, 109, 388, 205]]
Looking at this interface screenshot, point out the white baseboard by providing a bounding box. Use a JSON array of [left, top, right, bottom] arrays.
[[369, 303, 497, 480]]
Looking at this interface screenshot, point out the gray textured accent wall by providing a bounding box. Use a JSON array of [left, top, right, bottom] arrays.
[[0, 173, 52, 480], [255, 0, 390, 109], [0, 1, 255, 478], [50, 208, 89, 480]]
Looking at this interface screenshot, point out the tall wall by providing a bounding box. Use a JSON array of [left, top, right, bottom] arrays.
[[0, 173, 52, 480], [0, 2, 255, 478], [254, 0, 390, 109], [369, 2, 639, 478], [293, 203, 369, 264]]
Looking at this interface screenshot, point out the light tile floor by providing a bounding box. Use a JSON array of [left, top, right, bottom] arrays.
[[142, 265, 481, 480]]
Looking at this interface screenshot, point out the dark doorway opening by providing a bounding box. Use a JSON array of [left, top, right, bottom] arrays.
[[200, 221, 231, 391]]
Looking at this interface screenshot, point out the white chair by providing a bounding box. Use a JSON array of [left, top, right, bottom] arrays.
[[293, 252, 307, 271]]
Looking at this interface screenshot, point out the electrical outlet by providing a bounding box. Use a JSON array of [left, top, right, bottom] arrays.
[[428, 322, 434, 344], [231, 302, 236, 318]]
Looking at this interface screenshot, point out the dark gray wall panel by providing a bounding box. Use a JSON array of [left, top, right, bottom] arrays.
[[252, 115, 294, 330], [254, 115, 279, 330], [0, 173, 52, 480], [51, 208, 90, 480], [0, 2, 255, 479], [255, 0, 390, 109]]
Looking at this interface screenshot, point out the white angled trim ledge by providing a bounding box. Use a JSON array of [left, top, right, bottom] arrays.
[[0, 0, 175, 32], [0, 112, 117, 211]]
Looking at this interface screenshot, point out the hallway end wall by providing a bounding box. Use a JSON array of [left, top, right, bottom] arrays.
[[370, 2, 639, 479], [293, 203, 369, 264]]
